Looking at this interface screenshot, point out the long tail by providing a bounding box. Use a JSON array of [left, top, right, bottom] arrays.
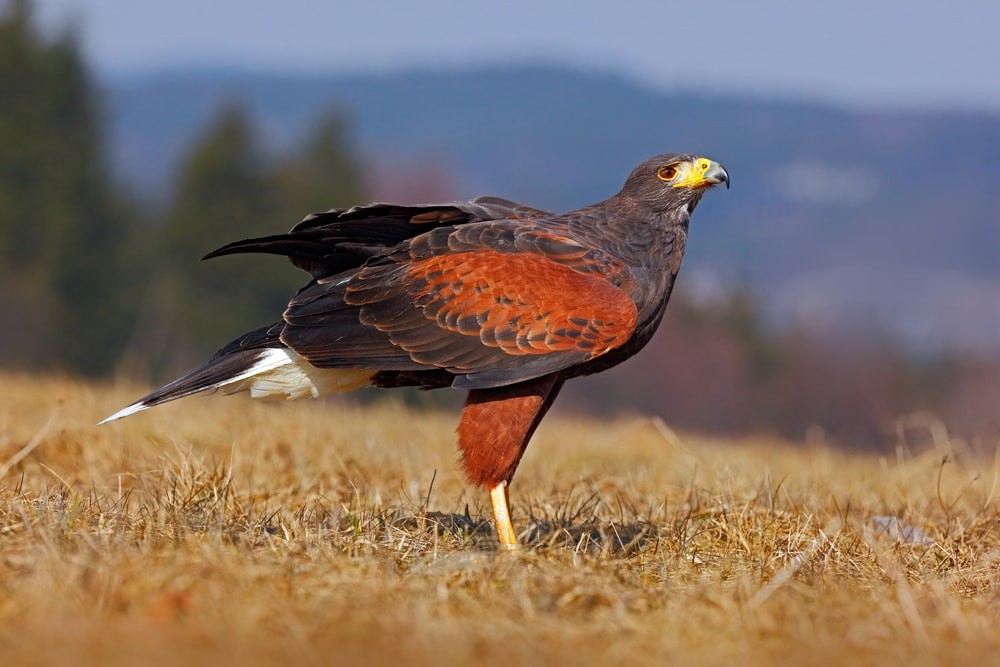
[[99, 346, 373, 425]]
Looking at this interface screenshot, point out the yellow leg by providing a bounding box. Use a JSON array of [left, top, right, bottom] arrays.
[[490, 481, 519, 549]]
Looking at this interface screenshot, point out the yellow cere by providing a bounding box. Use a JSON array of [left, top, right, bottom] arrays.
[[670, 157, 716, 189]]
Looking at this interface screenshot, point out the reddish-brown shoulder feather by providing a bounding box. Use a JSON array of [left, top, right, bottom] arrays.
[[336, 242, 638, 388], [408, 250, 636, 356]]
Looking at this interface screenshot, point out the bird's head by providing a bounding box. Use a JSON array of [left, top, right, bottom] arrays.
[[620, 153, 729, 215]]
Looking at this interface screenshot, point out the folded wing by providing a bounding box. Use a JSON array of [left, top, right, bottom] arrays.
[[283, 245, 638, 389], [200, 198, 639, 391]]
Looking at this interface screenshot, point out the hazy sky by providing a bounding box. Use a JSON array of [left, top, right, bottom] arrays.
[[32, 0, 1000, 112]]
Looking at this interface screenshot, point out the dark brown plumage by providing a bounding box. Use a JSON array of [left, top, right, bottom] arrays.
[[102, 153, 729, 547]]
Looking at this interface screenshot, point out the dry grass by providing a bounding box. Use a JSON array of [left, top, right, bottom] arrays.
[[2, 371, 1000, 666]]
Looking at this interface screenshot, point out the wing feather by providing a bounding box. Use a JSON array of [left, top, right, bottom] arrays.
[[279, 243, 639, 388], [203, 197, 549, 279], [207, 206, 640, 390]]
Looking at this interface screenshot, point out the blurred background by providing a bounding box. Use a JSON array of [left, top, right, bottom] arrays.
[[3, 0, 999, 447]]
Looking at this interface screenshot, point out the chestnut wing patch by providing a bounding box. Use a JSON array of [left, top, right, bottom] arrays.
[[346, 250, 638, 388]]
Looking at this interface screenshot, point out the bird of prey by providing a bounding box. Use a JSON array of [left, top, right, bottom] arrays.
[[102, 153, 729, 548]]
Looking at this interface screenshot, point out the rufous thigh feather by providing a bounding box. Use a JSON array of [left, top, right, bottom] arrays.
[[456, 375, 563, 488]]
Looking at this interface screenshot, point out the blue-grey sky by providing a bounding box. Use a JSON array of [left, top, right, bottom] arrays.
[[33, 0, 1000, 112]]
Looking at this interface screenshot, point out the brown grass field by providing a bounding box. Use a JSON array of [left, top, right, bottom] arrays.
[[2, 371, 1000, 666]]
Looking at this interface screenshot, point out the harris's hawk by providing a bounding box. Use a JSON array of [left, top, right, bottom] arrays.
[[102, 153, 729, 548]]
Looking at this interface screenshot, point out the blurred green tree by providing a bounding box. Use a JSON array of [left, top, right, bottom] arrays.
[[271, 110, 368, 216], [0, 0, 137, 374], [139, 103, 367, 375]]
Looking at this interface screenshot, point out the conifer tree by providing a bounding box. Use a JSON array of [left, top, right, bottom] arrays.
[[0, 0, 135, 374], [146, 104, 368, 373]]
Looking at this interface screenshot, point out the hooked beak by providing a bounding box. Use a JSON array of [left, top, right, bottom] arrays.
[[702, 161, 730, 190]]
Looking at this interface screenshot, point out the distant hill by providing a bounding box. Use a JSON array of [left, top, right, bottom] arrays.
[[104, 66, 1000, 351]]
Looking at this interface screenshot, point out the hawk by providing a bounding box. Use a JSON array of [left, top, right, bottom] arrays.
[[102, 153, 729, 548]]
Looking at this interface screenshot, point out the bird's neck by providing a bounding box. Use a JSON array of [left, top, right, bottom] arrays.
[[568, 196, 689, 268]]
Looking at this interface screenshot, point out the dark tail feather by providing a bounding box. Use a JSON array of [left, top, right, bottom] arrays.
[[98, 348, 270, 424], [202, 234, 333, 262]]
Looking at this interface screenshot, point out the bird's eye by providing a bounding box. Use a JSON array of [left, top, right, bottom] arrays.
[[657, 165, 678, 181]]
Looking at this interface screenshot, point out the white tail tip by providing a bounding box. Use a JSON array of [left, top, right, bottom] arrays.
[[97, 401, 149, 425]]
